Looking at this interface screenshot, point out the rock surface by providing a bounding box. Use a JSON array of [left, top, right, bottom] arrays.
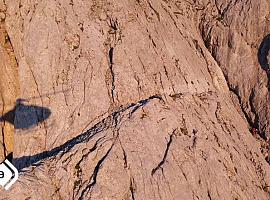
[[196, 0, 270, 162], [0, 0, 269, 199], [0, 0, 19, 163]]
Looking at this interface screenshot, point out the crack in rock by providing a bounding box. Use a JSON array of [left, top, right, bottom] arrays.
[[78, 143, 114, 200], [151, 130, 176, 175], [14, 95, 163, 170]]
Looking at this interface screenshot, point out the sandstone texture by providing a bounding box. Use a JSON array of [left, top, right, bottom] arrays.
[[0, 0, 269, 199]]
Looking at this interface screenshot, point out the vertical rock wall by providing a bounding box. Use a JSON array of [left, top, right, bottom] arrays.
[[0, 0, 269, 199], [0, 0, 19, 163]]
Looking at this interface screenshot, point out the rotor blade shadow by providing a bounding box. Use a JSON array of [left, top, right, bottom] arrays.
[[0, 102, 51, 129]]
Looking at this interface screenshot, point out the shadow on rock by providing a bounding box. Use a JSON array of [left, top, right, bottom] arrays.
[[13, 95, 162, 171], [258, 34, 270, 89], [0, 98, 51, 129]]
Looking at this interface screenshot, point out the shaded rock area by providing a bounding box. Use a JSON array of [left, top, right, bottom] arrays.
[[0, 0, 270, 199], [196, 0, 270, 162]]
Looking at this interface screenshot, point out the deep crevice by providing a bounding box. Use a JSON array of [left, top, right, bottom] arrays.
[[199, 21, 267, 141], [130, 177, 136, 200], [109, 47, 116, 102], [78, 143, 114, 200], [151, 131, 175, 175]]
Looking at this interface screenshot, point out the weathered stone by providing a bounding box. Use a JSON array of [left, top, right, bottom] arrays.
[[0, 0, 269, 199]]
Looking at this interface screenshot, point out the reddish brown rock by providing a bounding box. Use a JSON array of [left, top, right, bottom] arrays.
[[0, 0, 269, 199]]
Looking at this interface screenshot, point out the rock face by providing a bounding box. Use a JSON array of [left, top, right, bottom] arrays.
[[0, 0, 269, 199], [195, 0, 270, 161], [0, 0, 19, 163]]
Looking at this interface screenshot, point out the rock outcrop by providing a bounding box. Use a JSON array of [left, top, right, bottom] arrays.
[[195, 0, 270, 162], [0, 0, 269, 199]]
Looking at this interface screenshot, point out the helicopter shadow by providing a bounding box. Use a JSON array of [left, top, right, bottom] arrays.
[[258, 34, 270, 90], [0, 99, 51, 129]]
